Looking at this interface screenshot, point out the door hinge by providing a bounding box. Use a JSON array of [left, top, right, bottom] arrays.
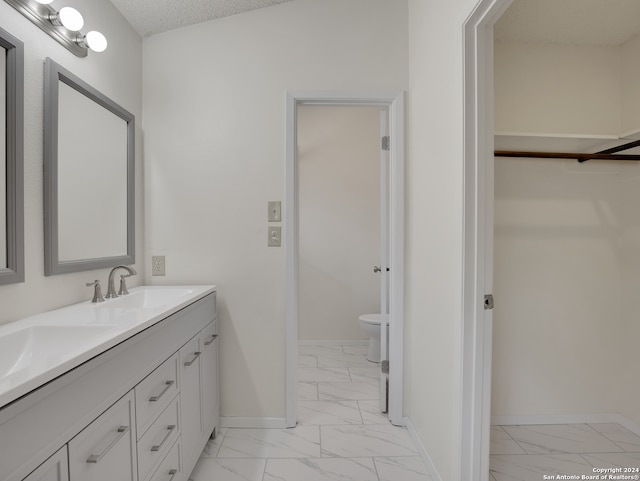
[[484, 294, 494, 310], [381, 360, 389, 374], [381, 136, 390, 151]]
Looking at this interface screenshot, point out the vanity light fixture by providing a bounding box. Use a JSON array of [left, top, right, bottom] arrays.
[[3, 0, 107, 57]]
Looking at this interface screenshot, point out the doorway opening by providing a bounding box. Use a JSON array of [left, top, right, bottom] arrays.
[[463, 1, 640, 479], [285, 91, 405, 428]]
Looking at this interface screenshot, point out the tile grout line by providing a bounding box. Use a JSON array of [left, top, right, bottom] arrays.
[[213, 428, 229, 458], [585, 423, 628, 453], [371, 456, 382, 481], [499, 424, 536, 455], [588, 424, 634, 453], [357, 400, 366, 425]]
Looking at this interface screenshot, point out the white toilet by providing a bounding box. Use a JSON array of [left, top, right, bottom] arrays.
[[358, 314, 389, 362]]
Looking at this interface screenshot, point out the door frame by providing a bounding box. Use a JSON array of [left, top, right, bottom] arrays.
[[461, 1, 510, 480], [285, 90, 405, 427]]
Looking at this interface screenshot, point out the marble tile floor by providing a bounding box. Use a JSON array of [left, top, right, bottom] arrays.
[[188, 344, 432, 481], [490, 423, 640, 481]]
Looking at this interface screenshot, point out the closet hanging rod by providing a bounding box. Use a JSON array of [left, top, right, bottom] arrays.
[[585, 138, 640, 161], [494, 151, 640, 161], [495, 139, 640, 162]]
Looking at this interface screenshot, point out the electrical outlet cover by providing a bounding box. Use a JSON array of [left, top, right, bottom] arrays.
[[152, 255, 165, 276]]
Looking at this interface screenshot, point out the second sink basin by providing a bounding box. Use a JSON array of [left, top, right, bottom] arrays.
[[98, 288, 195, 309], [0, 325, 117, 379]]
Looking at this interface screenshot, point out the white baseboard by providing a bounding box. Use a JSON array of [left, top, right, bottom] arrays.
[[298, 340, 368, 346], [404, 416, 443, 481], [492, 413, 640, 437], [220, 417, 288, 429]]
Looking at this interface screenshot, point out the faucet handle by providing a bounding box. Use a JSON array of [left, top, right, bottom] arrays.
[[86, 280, 105, 303], [118, 274, 131, 296]]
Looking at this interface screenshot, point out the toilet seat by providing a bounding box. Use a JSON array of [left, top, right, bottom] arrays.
[[358, 314, 389, 325]]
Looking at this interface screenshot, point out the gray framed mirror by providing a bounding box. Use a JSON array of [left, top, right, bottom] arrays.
[[44, 58, 134, 275], [0, 27, 25, 285]]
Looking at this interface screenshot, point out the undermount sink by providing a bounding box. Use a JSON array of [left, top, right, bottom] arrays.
[[0, 325, 117, 378], [98, 288, 195, 309]]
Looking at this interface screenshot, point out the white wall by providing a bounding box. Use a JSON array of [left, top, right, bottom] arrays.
[[0, 45, 5, 269], [619, 161, 640, 426], [406, 1, 479, 479], [621, 35, 640, 136], [0, 0, 143, 326], [142, 0, 408, 420], [492, 157, 625, 418], [494, 41, 621, 136], [297, 105, 380, 341], [492, 34, 640, 425]]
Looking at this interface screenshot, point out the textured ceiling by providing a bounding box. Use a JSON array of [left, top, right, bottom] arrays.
[[494, 0, 640, 46], [109, 0, 296, 37]]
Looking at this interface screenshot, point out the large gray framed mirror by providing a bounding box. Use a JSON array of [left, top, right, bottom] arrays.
[[44, 58, 134, 276], [0, 27, 24, 285]]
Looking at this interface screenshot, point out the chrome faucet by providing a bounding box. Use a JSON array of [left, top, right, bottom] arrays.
[[86, 280, 105, 303], [106, 265, 137, 299]]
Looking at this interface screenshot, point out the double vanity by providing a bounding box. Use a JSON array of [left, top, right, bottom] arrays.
[[0, 285, 219, 481], [1, 16, 217, 481]]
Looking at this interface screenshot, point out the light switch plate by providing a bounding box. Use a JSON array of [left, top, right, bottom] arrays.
[[268, 201, 282, 222], [268, 227, 281, 247]]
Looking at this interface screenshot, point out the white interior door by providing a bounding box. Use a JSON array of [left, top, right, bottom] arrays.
[[379, 110, 389, 413]]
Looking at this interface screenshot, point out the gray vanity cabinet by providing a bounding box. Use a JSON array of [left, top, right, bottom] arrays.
[[201, 321, 219, 438], [4, 291, 218, 481], [68, 391, 137, 481], [179, 334, 202, 470], [179, 319, 219, 472], [22, 448, 68, 481]]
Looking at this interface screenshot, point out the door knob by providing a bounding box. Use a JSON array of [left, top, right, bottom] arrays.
[[373, 266, 381, 273]]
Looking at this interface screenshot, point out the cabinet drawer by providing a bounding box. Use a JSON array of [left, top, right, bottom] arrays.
[[68, 391, 136, 481], [148, 439, 181, 481], [136, 353, 179, 438], [138, 397, 180, 481]]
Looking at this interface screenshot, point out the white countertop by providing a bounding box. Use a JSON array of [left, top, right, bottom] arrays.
[[0, 285, 216, 409]]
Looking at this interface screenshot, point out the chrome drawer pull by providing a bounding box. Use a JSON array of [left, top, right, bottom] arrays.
[[204, 334, 218, 346], [149, 380, 175, 402], [151, 425, 176, 452], [168, 469, 178, 481], [86, 426, 129, 463], [184, 351, 201, 367]]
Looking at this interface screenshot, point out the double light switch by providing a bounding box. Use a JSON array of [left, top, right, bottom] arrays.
[[268, 201, 282, 247]]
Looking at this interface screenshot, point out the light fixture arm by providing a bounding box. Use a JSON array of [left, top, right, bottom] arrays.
[[4, 0, 106, 57]]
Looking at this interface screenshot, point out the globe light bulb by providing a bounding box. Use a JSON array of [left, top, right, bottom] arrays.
[[58, 7, 84, 31], [84, 31, 107, 53]]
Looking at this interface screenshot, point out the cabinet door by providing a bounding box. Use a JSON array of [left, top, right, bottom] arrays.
[[68, 391, 137, 481], [179, 335, 202, 468], [200, 321, 219, 437], [23, 447, 69, 481]]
